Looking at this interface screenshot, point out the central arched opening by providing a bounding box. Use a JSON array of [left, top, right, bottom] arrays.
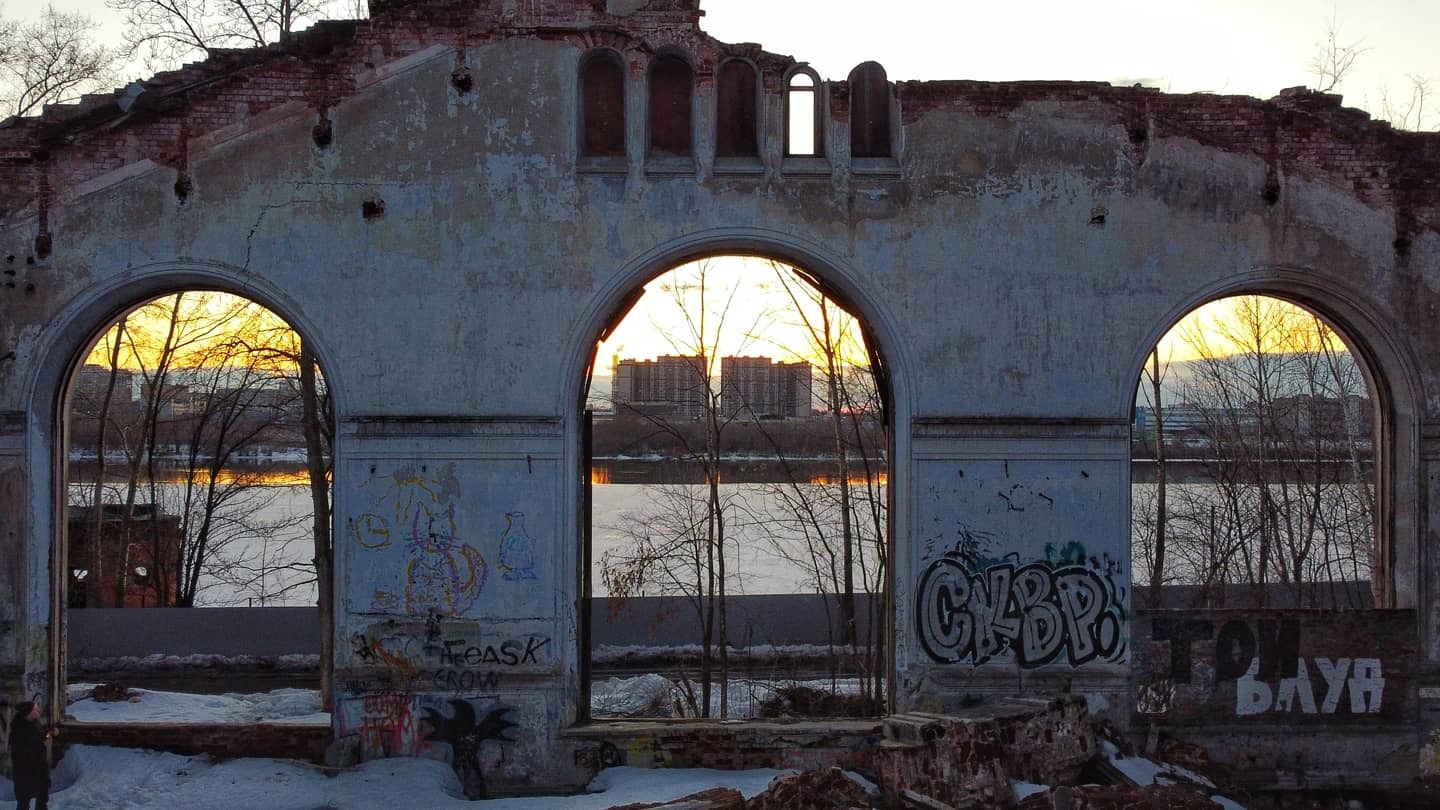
[[59, 289, 335, 727], [582, 255, 891, 720]]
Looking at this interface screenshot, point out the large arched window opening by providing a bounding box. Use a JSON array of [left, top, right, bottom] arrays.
[[1132, 294, 1380, 610], [648, 53, 694, 157], [60, 290, 335, 721], [582, 256, 890, 720]]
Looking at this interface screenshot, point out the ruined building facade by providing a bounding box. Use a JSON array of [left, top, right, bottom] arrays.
[[1, 0, 1439, 796]]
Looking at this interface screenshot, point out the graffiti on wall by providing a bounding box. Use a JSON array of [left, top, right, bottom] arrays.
[[1148, 616, 1388, 717], [350, 466, 543, 618], [337, 694, 517, 797], [915, 532, 1126, 668], [347, 612, 552, 695]]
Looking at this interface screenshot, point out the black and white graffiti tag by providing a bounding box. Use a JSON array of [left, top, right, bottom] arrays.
[[916, 557, 1126, 667]]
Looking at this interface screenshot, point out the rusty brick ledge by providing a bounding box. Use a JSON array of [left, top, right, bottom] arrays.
[[563, 719, 884, 771], [56, 721, 331, 764]]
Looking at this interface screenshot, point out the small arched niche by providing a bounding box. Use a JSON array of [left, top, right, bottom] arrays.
[[715, 59, 759, 158], [580, 49, 626, 158], [848, 61, 891, 159], [648, 52, 694, 158], [579, 255, 893, 721], [1131, 294, 1383, 610]]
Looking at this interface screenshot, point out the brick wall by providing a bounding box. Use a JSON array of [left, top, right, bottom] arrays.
[[57, 721, 330, 763]]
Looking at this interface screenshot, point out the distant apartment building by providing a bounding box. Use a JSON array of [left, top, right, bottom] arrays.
[[611, 355, 708, 418], [720, 356, 813, 419], [70, 364, 138, 411]]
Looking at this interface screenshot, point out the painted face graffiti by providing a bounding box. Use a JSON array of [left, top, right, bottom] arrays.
[[916, 557, 1126, 668]]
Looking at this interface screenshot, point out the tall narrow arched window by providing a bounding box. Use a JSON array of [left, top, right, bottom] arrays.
[[581, 50, 626, 157], [648, 53, 693, 157], [848, 61, 891, 159], [715, 60, 758, 158], [785, 69, 821, 157]]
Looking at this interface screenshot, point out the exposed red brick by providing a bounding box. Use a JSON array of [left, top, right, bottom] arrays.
[[606, 786, 746, 810], [745, 767, 869, 810]]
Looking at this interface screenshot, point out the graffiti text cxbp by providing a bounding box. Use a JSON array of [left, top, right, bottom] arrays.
[[916, 558, 1125, 668]]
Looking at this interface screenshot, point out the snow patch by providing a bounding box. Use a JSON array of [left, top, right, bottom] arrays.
[[67, 684, 328, 725]]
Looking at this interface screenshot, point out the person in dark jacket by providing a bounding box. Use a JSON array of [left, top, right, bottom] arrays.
[[8, 700, 53, 810]]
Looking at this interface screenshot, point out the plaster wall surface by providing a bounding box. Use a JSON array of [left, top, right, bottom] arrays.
[[0, 0, 1437, 794]]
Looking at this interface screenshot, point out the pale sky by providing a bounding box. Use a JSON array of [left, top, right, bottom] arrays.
[[49, 0, 1401, 372], [49, 0, 1439, 127]]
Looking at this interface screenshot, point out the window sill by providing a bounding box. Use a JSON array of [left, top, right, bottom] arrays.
[[577, 156, 628, 175], [781, 156, 832, 177], [712, 157, 765, 176], [851, 157, 901, 177], [645, 155, 697, 177]]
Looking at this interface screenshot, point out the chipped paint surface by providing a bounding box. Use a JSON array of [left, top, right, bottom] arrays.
[[0, 0, 1438, 794]]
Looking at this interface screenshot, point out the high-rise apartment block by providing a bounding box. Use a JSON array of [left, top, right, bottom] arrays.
[[720, 356, 813, 419], [611, 355, 708, 418]]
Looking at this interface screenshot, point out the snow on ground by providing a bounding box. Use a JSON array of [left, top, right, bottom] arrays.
[[0, 746, 786, 810], [66, 684, 329, 725], [1100, 739, 1247, 809]]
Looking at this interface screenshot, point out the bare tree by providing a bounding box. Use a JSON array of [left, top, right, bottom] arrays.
[[1381, 74, 1435, 131], [107, 0, 364, 69], [68, 292, 328, 610], [1134, 297, 1374, 609], [598, 260, 889, 717], [1310, 12, 1368, 93], [0, 5, 123, 118]]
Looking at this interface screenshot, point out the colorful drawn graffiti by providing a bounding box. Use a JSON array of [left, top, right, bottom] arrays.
[[350, 468, 490, 618], [498, 511, 536, 581], [404, 502, 488, 617], [915, 542, 1126, 668]]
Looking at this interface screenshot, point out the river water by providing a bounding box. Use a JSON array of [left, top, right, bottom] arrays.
[[68, 473, 1371, 607]]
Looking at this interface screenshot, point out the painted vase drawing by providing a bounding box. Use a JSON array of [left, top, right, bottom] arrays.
[[498, 511, 537, 581]]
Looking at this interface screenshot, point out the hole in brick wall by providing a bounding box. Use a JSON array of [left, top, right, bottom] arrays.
[[451, 65, 473, 94], [24, 281, 34, 293], [34, 233, 51, 258], [1089, 208, 1107, 227], [1395, 235, 1411, 259], [3, 268, 13, 276], [1128, 125, 1148, 145], [173, 174, 193, 203], [362, 198, 385, 219], [5, 255, 13, 263], [312, 117, 333, 149], [1261, 174, 1280, 205]]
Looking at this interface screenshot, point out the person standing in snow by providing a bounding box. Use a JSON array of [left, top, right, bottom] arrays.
[[8, 700, 54, 810]]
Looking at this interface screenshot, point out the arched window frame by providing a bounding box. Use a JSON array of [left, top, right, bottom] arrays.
[[647, 50, 695, 163], [783, 65, 823, 159], [578, 48, 627, 163], [848, 61, 892, 160], [715, 58, 760, 160]]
